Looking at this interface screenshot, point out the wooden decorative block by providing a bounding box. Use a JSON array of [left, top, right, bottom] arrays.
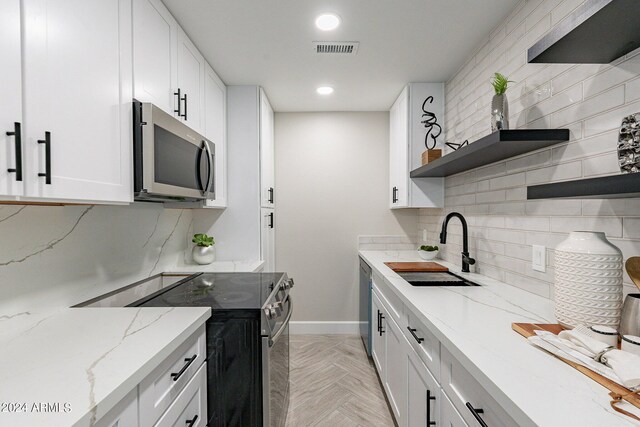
[[421, 149, 442, 165]]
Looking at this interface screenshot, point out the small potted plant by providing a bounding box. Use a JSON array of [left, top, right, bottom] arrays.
[[418, 245, 439, 261], [192, 233, 216, 265], [490, 72, 514, 131]]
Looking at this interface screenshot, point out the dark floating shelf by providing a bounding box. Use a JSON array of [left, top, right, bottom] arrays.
[[409, 129, 570, 178], [527, 174, 640, 199], [528, 0, 640, 64]]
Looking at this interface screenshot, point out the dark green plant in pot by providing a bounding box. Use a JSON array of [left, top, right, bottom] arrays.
[[192, 233, 215, 247], [419, 245, 439, 252]]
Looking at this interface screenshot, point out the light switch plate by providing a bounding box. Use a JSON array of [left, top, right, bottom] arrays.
[[532, 245, 546, 272]]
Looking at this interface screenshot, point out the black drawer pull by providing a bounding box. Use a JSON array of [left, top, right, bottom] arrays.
[[6, 122, 22, 181], [392, 186, 398, 203], [37, 131, 51, 184], [466, 402, 488, 427], [170, 354, 197, 381], [174, 88, 182, 117], [407, 326, 424, 343], [379, 313, 385, 335], [268, 187, 274, 204], [182, 93, 188, 120], [268, 212, 274, 228], [427, 389, 436, 426], [185, 415, 198, 427]]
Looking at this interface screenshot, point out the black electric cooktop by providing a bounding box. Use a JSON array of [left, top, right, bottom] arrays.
[[132, 272, 285, 310]]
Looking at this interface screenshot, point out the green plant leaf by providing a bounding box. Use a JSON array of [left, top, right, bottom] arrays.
[[419, 245, 439, 252], [491, 72, 514, 95]]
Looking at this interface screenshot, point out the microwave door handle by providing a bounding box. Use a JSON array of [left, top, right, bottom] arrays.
[[196, 142, 205, 193], [203, 141, 213, 194]]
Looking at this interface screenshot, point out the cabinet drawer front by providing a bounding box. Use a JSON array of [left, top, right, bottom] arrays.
[[441, 392, 470, 427], [154, 361, 207, 427], [404, 309, 441, 381], [441, 347, 516, 427], [406, 345, 441, 427], [372, 274, 403, 325], [140, 325, 206, 427]]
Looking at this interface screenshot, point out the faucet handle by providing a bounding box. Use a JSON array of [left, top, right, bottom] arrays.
[[462, 253, 476, 265]]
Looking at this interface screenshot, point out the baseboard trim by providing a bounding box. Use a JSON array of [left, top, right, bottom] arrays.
[[289, 321, 363, 335]]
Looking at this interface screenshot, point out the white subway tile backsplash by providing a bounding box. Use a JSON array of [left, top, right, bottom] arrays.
[[525, 161, 582, 184], [418, 0, 640, 300], [551, 85, 625, 128], [582, 152, 620, 177]]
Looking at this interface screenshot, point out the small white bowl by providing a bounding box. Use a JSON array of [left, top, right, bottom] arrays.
[[622, 335, 640, 356], [418, 250, 438, 261]]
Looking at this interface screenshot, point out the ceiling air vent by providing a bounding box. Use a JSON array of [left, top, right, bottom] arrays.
[[313, 41, 359, 55]]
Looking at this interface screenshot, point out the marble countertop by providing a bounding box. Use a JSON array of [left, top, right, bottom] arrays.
[[0, 307, 210, 427], [170, 259, 265, 273], [359, 250, 640, 427]]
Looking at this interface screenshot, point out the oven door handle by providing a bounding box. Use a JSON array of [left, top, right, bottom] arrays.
[[269, 295, 292, 347]]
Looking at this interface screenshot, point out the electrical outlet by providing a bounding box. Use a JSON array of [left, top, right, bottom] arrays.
[[532, 245, 546, 272]]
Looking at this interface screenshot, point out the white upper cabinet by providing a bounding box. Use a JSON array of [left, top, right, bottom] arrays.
[[132, 0, 178, 114], [177, 27, 205, 134], [21, 0, 133, 203], [389, 83, 444, 209], [202, 64, 227, 208], [0, 0, 23, 199], [260, 89, 275, 208]]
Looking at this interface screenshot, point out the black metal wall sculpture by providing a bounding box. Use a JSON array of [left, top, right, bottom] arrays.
[[445, 140, 469, 151], [421, 96, 442, 150]]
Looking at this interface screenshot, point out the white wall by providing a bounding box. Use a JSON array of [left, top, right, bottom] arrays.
[[0, 204, 192, 316], [419, 0, 640, 299], [275, 112, 417, 324]]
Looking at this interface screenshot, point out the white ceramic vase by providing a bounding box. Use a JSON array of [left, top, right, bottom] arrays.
[[192, 245, 215, 265], [554, 231, 623, 328], [418, 250, 438, 261]]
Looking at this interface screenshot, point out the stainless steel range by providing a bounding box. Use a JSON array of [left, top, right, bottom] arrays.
[[78, 272, 293, 427]]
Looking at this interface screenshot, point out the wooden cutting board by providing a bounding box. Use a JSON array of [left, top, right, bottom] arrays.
[[513, 323, 640, 410], [384, 262, 448, 272]]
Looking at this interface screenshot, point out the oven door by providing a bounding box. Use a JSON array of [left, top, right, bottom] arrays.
[[262, 295, 292, 427], [135, 101, 215, 201]]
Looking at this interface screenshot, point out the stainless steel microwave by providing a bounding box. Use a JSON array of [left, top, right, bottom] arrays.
[[133, 100, 214, 202]]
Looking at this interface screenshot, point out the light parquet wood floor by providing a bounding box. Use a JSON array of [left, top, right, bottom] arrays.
[[285, 335, 396, 427]]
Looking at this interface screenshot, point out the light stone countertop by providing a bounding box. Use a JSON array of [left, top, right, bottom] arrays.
[[358, 250, 640, 427], [170, 259, 265, 273], [0, 307, 210, 427]]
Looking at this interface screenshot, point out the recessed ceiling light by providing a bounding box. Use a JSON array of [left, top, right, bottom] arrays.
[[316, 86, 334, 95], [315, 13, 341, 31]]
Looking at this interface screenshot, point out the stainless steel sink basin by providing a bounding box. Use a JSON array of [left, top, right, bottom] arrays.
[[397, 271, 479, 287]]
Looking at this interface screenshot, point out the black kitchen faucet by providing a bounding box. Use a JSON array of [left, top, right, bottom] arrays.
[[439, 212, 476, 273]]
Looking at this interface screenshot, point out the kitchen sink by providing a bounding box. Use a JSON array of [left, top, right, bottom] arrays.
[[397, 271, 479, 287]]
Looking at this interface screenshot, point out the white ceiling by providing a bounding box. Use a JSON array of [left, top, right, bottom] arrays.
[[163, 0, 520, 112]]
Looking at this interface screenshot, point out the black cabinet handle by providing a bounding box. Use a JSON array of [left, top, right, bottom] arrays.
[[466, 402, 488, 427], [407, 326, 425, 344], [174, 88, 182, 117], [392, 186, 398, 203], [379, 313, 385, 336], [268, 212, 274, 228], [182, 93, 188, 120], [427, 389, 436, 426], [268, 187, 274, 204], [376, 310, 381, 333], [185, 415, 198, 427], [6, 122, 22, 181], [170, 354, 197, 381], [37, 131, 51, 184]]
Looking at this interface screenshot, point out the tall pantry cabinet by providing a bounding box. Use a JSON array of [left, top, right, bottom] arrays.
[[209, 87, 275, 270]]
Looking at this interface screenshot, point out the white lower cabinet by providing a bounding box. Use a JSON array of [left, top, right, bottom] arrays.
[[440, 392, 470, 427], [371, 292, 387, 375], [154, 362, 207, 427], [371, 278, 516, 427], [94, 325, 207, 427], [95, 389, 138, 427], [385, 314, 407, 423], [406, 342, 440, 427]]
